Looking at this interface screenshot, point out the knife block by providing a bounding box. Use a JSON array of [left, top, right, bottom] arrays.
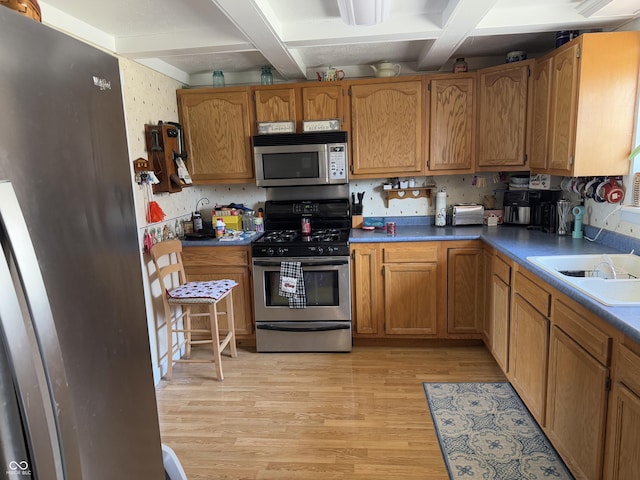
[[144, 124, 187, 194]]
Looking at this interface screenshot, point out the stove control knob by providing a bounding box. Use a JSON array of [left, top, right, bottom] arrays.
[[266, 248, 275, 256], [327, 246, 335, 254], [277, 247, 286, 256], [317, 246, 324, 255]]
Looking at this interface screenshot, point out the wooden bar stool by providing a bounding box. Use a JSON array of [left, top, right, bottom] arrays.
[[151, 240, 238, 381]]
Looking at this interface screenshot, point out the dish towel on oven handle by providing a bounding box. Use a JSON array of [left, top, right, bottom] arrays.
[[279, 261, 306, 308]]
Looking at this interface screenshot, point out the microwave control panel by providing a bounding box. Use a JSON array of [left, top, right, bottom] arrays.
[[328, 144, 347, 181]]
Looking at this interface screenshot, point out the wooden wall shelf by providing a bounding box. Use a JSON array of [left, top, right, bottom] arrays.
[[385, 187, 433, 206], [144, 123, 190, 194]]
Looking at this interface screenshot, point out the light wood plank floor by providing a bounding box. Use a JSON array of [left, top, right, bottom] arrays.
[[155, 345, 505, 480]]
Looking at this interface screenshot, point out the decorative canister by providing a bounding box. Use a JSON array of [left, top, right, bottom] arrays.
[[212, 70, 225, 87], [453, 58, 468, 73], [261, 66, 273, 85], [556, 31, 579, 47], [506, 51, 527, 63], [386, 222, 396, 236], [0, 0, 41, 22]]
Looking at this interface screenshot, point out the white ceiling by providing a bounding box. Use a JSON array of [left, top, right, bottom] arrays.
[[38, 0, 640, 86]]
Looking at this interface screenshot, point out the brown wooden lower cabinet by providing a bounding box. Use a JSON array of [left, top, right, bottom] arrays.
[[488, 252, 511, 372], [604, 343, 640, 480], [546, 325, 609, 480], [351, 242, 444, 338], [182, 246, 254, 339], [509, 293, 549, 425], [446, 246, 485, 335]]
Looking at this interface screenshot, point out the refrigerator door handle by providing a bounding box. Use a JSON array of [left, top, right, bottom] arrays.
[[0, 181, 82, 479]]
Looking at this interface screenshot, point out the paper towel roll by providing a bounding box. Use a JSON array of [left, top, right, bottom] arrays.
[[435, 191, 447, 227]]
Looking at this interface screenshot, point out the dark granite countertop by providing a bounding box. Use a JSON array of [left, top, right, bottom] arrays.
[[351, 224, 640, 344]]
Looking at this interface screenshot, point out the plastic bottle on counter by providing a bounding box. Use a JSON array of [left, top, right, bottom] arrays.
[[215, 218, 226, 238], [254, 216, 264, 233], [435, 190, 447, 227]]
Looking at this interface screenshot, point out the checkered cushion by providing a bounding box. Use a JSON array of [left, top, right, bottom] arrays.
[[167, 279, 238, 304]]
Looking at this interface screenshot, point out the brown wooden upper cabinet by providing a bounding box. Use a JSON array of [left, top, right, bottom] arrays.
[[530, 31, 640, 177], [177, 87, 254, 184], [426, 74, 476, 175], [348, 78, 424, 178], [252, 83, 346, 133], [252, 86, 297, 127], [476, 60, 533, 171]]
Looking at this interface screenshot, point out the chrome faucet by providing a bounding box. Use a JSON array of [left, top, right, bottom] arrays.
[[596, 255, 618, 279]]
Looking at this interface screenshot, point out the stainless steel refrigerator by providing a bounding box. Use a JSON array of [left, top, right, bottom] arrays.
[[0, 8, 166, 480]]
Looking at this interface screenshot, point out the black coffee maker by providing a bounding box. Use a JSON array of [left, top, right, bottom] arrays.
[[503, 190, 561, 232]]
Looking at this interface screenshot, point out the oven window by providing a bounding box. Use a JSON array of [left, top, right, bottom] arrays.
[[262, 152, 320, 179], [264, 270, 339, 307]]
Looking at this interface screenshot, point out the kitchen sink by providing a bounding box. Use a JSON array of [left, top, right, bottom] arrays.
[[526, 254, 640, 306]]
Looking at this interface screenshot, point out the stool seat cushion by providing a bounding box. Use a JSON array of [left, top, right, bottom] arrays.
[[167, 279, 238, 304]]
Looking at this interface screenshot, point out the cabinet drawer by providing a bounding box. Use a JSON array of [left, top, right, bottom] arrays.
[[553, 299, 611, 366], [383, 244, 438, 263], [493, 254, 511, 285], [514, 270, 551, 317], [182, 246, 250, 266], [616, 343, 640, 393]]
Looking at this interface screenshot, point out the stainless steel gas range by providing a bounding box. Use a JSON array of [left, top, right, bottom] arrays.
[[251, 193, 352, 353]]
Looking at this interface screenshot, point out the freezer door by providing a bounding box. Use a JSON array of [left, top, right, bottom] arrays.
[[0, 181, 82, 479]]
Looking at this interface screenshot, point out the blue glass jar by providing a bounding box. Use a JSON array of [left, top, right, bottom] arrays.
[[261, 66, 273, 85], [212, 70, 225, 87]]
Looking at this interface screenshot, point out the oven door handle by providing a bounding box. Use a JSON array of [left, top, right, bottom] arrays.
[[253, 260, 349, 268], [256, 323, 350, 333]]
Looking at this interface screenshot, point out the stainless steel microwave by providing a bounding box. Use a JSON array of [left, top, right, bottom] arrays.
[[253, 131, 348, 187]]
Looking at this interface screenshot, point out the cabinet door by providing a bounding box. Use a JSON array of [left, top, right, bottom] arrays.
[[351, 245, 383, 336], [529, 56, 553, 171], [427, 75, 475, 174], [509, 294, 549, 424], [253, 87, 297, 124], [481, 249, 493, 345], [490, 274, 510, 372], [301, 84, 344, 123], [447, 247, 483, 334], [178, 88, 254, 183], [547, 325, 609, 480], [605, 382, 640, 480], [383, 262, 438, 335], [477, 62, 530, 170], [548, 43, 579, 174], [349, 81, 424, 177]]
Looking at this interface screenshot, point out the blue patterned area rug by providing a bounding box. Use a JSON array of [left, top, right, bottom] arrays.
[[423, 382, 574, 480]]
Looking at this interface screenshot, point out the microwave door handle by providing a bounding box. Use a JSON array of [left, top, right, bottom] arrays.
[[0, 181, 82, 479]]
